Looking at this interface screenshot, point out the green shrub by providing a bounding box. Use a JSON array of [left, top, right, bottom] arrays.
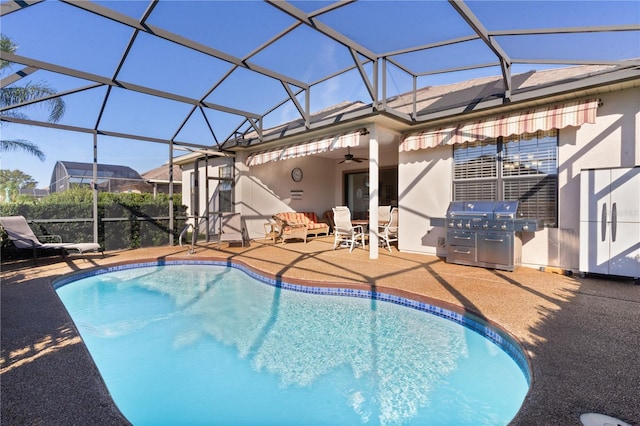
[[1, 188, 187, 252]]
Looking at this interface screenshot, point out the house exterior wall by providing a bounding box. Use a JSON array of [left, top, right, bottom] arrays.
[[180, 156, 233, 235], [236, 153, 337, 238], [398, 145, 452, 257], [397, 87, 640, 270], [179, 86, 637, 271], [234, 143, 398, 239]]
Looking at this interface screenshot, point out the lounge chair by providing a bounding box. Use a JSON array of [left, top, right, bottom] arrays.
[[0, 215, 103, 259], [379, 207, 398, 252], [332, 206, 366, 252], [218, 212, 246, 248]]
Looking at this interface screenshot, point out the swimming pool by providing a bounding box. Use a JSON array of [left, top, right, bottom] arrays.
[[55, 261, 530, 425]]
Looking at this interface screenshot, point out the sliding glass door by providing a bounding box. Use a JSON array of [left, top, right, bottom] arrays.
[[344, 168, 397, 220]]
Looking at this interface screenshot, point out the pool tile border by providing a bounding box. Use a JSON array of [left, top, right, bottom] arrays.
[[54, 259, 531, 384]]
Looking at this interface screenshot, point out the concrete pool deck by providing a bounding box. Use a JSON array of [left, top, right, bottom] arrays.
[[1, 237, 639, 425]]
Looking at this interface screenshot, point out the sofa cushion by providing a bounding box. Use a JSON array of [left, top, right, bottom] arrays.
[[277, 212, 319, 225], [275, 212, 329, 237]]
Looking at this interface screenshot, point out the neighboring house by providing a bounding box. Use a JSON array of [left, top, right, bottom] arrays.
[[141, 163, 183, 197], [50, 161, 152, 194], [177, 64, 639, 275]]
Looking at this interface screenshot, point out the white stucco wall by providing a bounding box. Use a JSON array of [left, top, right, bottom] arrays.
[[237, 153, 337, 238], [396, 87, 640, 270], [236, 142, 399, 240], [180, 156, 234, 236], [397, 145, 453, 256], [528, 87, 640, 269]]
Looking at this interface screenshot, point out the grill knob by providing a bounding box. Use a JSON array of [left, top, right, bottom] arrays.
[[522, 225, 529, 231], [482, 223, 488, 229], [448, 222, 454, 228], [465, 222, 471, 228], [501, 224, 507, 230], [457, 222, 462, 228]]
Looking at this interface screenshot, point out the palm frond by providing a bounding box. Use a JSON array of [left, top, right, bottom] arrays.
[[0, 83, 66, 123], [0, 139, 46, 161]]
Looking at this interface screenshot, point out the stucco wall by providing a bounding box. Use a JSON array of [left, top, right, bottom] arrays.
[[398, 145, 452, 257], [237, 143, 399, 239], [180, 156, 233, 236], [397, 87, 639, 270], [238, 154, 337, 238], [531, 87, 640, 269]]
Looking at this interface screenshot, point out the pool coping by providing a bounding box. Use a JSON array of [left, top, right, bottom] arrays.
[[53, 257, 533, 388]]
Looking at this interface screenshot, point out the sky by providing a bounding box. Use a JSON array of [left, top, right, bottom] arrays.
[[1, 0, 639, 189]]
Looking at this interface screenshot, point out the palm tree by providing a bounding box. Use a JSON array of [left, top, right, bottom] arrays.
[[1, 34, 66, 161]]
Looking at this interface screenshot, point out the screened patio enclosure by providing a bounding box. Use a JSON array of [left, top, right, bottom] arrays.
[[50, 161, 150, 194], [1, 0, 638, 249]]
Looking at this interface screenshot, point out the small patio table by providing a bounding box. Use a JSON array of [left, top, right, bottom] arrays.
[[263, 222, 279, 242]]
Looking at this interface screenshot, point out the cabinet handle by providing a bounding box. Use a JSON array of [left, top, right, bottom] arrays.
[[485, 238, 504, 242], [601, 203, 607, 242], [453, 236, 471, 240], [611, 202, 617, 242]]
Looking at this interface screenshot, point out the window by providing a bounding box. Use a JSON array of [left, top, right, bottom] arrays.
[[453, 130, 558, 227], [216, 163, 234, 213], [206, 162, 234, 215]]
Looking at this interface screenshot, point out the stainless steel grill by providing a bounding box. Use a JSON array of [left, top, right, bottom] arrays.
[[441, 201, 543, 271]]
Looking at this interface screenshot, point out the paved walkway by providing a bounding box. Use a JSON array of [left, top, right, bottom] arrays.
[[2, 237, 639, 425]]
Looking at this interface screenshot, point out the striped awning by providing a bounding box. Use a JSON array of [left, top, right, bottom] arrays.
[[400, 98, 599, 152], [247, 131, 361, 166]]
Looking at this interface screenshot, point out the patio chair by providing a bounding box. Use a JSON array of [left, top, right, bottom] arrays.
[[332, 206, 366, 252], [378, 207, 398, 252], [0, 215, 103, 259], [218, 212, 246, 248], [378, 205, 391, 225]]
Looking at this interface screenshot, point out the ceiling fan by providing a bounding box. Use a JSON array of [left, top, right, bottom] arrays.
[[339, 147, 367, 164]]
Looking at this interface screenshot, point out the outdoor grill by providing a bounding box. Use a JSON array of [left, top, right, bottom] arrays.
[[440, 201, 543, 271]]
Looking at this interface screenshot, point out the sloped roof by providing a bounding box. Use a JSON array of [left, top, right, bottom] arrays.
[[231, 62, 639, 152], [388, 64, 626, 117], [141, 163, 182, 184]]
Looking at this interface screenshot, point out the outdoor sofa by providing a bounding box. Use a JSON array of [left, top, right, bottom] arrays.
[[272, 211, 330, 243]]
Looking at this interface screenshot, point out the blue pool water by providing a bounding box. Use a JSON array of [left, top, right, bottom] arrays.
[[55, 262, 529, 425]]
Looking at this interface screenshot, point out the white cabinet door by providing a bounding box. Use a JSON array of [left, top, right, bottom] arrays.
[[610, 167, 640, 223], [580, 168, 611, 274], [609, 222, 640, 277], [579, 168, 610, 223], [609, 167, 640, 278], [579, 220, 610, 275], [580, 167, 640, 278]]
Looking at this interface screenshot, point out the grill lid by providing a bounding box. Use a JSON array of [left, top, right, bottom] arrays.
[[446, 200, 521, 220], [493, 201, 519, 219]]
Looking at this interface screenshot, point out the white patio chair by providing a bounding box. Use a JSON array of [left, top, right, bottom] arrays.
[[0, 215, 103, 259], [378, 207, 398, 252], [378, 205, 391, 225], [332, 206, 366, 252]]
